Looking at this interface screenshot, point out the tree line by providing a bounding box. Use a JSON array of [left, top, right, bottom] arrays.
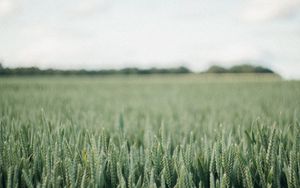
[[0, 64, 191, 76], [0, 63, 275, 76], [205, 64, 274, 74]]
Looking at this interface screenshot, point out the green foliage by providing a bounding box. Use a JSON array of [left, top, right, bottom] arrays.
[[206, 65, 228, 73], [205, 64, 275, 74], [0, 65, 191, 76], [0, 76, 299, 187]]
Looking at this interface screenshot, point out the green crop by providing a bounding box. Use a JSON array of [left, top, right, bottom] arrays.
[[0, 75, 299, 187]]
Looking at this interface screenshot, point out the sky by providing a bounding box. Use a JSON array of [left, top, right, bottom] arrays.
[[0, 0, 300, 78]]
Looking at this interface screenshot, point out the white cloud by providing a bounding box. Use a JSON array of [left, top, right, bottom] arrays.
[[16, 38, 75, 67], [212, 45, 263, 64], [243, 0, 300, 22], [272, 62, 300, 79], [0, 0, 16, 17], [69, 0, 112, 17], [10, 26, 84, 69]]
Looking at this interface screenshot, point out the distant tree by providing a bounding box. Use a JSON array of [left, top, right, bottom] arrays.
[[0, 65, 192, 76], [175, 66, 191, 73], [206, 65, 228, 73], [254, 66, 274, 73], [120, 68, 139, 74], [229, 64, 256, 73], [205, 64, 275, 74], [229, 64, 274, 73]]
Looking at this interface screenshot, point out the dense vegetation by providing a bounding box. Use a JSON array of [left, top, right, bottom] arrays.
[[0, 75, 299, 188], [205, 64, 274, 74], [0, 63, 190, 76], [0, 63, 275, 76]]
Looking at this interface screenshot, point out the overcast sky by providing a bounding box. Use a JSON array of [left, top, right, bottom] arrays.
[[0, 0, 300, 78]]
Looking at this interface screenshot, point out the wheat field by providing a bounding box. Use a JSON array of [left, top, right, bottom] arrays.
[[0, 75, 299, 188]]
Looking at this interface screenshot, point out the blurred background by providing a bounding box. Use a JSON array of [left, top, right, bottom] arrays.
[[0, 0, 299, 78]]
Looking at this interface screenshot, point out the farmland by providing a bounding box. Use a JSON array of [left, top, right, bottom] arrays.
[[0, 74, 300, 187]]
